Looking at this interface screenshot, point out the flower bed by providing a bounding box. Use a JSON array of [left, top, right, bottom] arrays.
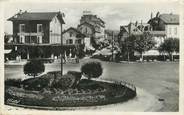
[[5, 78, 136, 108]]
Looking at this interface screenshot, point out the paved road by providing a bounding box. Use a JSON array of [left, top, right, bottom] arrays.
[[4, 59, 179, 111]]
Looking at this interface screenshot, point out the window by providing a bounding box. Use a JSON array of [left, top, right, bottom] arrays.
[[20, 24, 25, 32], [85, 28, 88, 33], [20, 37, 22, 43], [66, 39, 73, 44], [77, 39, 81, 44], [69, 32, 73, 37], [169, 28, 172, 35], [75, 39, 81, 44], [25, 36, 30, 43], [37, 24, 43, 32], [69, 39, 73, 44], [144, 26, 148, 31], [174, 27, 177, 35]]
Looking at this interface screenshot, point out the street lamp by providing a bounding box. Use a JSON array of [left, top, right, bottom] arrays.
[[60, 12, 64, 76], [111, 31, 114, 62]]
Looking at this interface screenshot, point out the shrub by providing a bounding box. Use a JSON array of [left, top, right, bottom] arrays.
[[51, 74, 76, 89], [5, 79, 22, 88], [24, 60, 45, 78], [67, 71, 82, 79], [21, 74, 51, 91], [67, 71, 82, 87], [81, 61, 103, 79]]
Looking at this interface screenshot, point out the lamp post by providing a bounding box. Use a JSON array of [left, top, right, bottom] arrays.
[[60, 13, 64, 76], [111, 31, 114, 62]]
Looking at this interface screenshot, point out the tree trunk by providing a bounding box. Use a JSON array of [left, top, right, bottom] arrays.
[[171, 53, 174, 61], [169, 53, 173, 61], [127, 51, 130, 62], [140, 52, 143, 62], [163, 53, 166, 61]]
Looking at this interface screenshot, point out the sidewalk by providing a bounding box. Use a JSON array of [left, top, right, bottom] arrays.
[[4, 60, 28, 66]]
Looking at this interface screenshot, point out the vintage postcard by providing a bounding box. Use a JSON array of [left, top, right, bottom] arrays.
[[0, 0, 183, 115]]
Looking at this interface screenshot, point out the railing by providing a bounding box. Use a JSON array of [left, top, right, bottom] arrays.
[[97, 79, 136, 92], [17, 32, 44, 36]]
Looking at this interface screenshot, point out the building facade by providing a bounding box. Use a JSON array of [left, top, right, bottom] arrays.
[[148, 12, 179, 39], [76, 11, 106, 51], [78, 11, 105, 39], [6, 10, 65, 59], [119, 22, 144, 42], [62, 27, 85, 45], [8, 11, 65, 44]]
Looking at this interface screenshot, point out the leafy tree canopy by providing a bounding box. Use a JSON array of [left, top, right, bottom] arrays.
[[158, 38, 179, 54], [134, 32, 156, 54]]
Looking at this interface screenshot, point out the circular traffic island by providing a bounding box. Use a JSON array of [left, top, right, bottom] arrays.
[[5, 60, 137, 109], [5, 78, 136, 108]]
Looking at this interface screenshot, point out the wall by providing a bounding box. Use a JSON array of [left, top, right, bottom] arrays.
[[165, 24, 179, 38], [49, 16, 61, 44], [95, 27, 105, 39], [78, 24, 94, 38], [12, 20, 49, 44], [63, 29, 84, 45]]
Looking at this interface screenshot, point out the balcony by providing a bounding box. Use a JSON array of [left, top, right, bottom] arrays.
[[17, 32, 44, 36]]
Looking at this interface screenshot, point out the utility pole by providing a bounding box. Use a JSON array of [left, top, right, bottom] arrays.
[[60, 15, 63, 76], [111, 31, 114, 62]]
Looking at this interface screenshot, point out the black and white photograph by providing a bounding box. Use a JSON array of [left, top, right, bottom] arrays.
[[0, 0, 183, 114]]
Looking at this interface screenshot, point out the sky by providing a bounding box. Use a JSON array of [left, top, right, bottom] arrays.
[[3, 1, 179, 34]]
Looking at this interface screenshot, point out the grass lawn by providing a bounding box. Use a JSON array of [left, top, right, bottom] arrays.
[[4, 59, 179, 111]]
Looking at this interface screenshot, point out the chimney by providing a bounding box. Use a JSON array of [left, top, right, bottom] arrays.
[[128, 22, 132, 35], [135, 21, 138, 27], [151, 12, 153, 19], [19, 9, 22, 14], [141, 20, 143, 31], [156, 11, 160, 17]]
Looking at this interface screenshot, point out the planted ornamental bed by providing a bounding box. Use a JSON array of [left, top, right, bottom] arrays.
[[5, 60, 136, 109]]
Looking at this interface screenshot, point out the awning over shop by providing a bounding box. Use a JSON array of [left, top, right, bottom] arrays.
[[4, 49, 12, 54], [134, 50, 160, 56], [93, 48, 118, 56]]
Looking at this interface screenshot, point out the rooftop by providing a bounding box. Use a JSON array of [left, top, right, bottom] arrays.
[[8, 11, 65, 23], [159, 13, 179, 24], [63, 27, 85, 37]]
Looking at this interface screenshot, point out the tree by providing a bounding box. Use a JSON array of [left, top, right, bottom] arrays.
[[24, 60, 45, 78], [4, 34, 9, 43], [158, 38, 179, 61], [81, 61, 103, 79], [121, 35, 136, 62], [134, 32, 156, 61]]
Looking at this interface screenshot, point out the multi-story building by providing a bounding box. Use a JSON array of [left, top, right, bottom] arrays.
[[78, 11, 105, 39], [118, 22, 144, 42], [118, 12, 179, 60], [62, 27, 85, 45], [148, 12, 179, 39], [8, 10, 65, 44], [6, 10, 65, 59], [77, 11, 105, 50]]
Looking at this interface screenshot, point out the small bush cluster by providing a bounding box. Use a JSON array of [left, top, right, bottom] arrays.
[[5, 79, 22, 88], [81, 61, 103, 79], [24, 60, 45, 78]]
